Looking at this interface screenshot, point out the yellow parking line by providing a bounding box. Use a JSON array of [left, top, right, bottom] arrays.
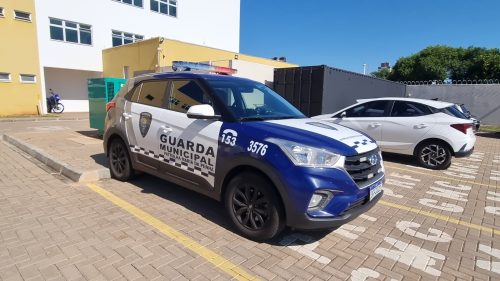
[[379, 200, 500, 235], [384, 165, 499, 188], [86, 183, 258, 281]]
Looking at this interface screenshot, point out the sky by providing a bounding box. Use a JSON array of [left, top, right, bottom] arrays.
[[240, 0, 500, 74]]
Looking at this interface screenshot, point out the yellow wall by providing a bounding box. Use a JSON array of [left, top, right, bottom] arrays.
[[103, 37, 296, 77], [0, 0, 42, 116]]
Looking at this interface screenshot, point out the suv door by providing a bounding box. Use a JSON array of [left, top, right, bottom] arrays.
[[158, 79, 222, 190], [335, 100, 391, 142], [124, 80, 169, 170], [381, 100, 435, 153]]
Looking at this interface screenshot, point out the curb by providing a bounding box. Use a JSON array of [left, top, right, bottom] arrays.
[[2, 134, 110, 182], [0, 117, 89, 123]]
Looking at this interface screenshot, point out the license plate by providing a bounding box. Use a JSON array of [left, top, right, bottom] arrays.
[[369, 181, 383, 201]]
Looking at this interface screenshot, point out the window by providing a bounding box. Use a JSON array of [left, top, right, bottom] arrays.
[[20, 74, 36, 83], [391, 101, 432, 117], [169, 80, 208, 113], [112, 30, 144, 47], [49, 18, 92, 45], [0, 72, 11, 82], [0, 7, 4, 17], [14, 10, 31, 22], [343, 101, 389, 118], [113, 0, 143, 7], [150, 0, 177, 17], [137, 80, 168, 107]]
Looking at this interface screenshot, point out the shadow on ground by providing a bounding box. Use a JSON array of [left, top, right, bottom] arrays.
[[381, 152, 418, 167], [119, 173, 333, 245], [476, 132, 500, 139], [76, 130, 102, 139], [91, 153, 109, 168]]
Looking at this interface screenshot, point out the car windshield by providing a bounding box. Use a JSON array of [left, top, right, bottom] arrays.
[[440, 105, 469, 119], [206, 79, 306, 121]]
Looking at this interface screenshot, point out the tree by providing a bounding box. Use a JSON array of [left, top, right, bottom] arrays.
[[371, 68, 391, 79], [387, 46, 500, 82]]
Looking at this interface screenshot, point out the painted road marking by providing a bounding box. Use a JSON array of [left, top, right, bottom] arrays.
[[86, 183, 258, 281], [379, 200, 500, 235], [384, 165, 499, 188]]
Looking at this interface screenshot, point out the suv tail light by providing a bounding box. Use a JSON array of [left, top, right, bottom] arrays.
[[451, 123, 472, 134], [106, 101, 116, 112]]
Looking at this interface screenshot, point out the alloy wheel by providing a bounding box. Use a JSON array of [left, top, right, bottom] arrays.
[[232, 184, 270, 230], [111, 142, 127, 176], [420, 144, 447, 167]]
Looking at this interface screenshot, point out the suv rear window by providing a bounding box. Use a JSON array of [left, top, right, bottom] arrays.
[[137, 80, 168, 107], [438, 105, 468, 119], [391, 101, 432, 117]]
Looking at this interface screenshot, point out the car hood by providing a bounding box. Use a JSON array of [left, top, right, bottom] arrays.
[[247, 118, 378, 156]]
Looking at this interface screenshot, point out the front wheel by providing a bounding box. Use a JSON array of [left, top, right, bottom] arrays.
[[416, 141, 452, 170], [53, 103, 64, 113], [225, 171, 284, 241]]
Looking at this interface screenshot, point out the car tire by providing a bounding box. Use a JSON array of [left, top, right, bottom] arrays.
[[415, 141, 452, 170], [108, 138, 134, 181], [225, 171, 284, 241]]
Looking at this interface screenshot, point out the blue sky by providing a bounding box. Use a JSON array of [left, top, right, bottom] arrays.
[[240, 0, 500, 74]]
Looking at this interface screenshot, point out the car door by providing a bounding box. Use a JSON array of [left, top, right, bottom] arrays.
[[157, 79, 223, 190], [123, 80, 169, 170], [335, 100, 391, 142], [380, 100, 435, 153]]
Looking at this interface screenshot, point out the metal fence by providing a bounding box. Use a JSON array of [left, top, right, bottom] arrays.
[[402, 79, 500, 85]]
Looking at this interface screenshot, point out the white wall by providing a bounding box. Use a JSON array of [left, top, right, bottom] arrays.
[[230, 60, 276, 84], [34, 0, 240, 71]]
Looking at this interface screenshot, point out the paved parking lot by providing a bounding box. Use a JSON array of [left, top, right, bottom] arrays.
[[0, 121, 499, 280]]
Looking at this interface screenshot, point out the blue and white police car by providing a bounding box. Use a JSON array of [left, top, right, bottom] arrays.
[[103, 63, 384, 241]]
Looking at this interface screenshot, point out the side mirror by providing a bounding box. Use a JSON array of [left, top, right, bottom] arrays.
[[187, 104, 221, 120], [340, 111, 347, 118]]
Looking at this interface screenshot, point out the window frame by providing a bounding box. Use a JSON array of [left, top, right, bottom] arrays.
[[49, 17, 93, 46], [0, 72, 11, 83], [150, 0, 178, 17], [339, 100, 392, 118], [112, 0, 144, 8], [19, 74, 36, 84], [112, 30, 144, 47], [14, 10, 31, 22]]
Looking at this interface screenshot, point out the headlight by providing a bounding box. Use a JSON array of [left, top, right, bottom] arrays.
[[267, 138, 345, 168]]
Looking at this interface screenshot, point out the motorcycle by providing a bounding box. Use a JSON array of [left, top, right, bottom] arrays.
[[47, 89, 65, 113]]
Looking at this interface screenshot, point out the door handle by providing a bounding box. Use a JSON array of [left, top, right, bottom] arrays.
[[161, 125, 173, 134], [415, 123, 428, 129], [122, 113, 132, 120], [369, 123, 381, 128]]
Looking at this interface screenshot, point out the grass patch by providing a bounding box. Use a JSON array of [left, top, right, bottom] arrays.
[[479, 125, 500, 133]]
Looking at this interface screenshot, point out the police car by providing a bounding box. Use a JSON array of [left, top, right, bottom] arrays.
[[103, 62, 384, 241]]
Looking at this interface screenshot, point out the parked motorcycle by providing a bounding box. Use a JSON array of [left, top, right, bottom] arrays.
[[47, 89, 64, 113]]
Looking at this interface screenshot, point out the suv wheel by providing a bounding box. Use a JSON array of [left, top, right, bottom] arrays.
[[225, 172, 284, 241], [109, 138, 134, 180], [416, 141, 452, 170]]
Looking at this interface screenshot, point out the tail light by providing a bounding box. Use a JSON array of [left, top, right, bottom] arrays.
[[106, 101, 116, 112], [451, 123, 472, 134]]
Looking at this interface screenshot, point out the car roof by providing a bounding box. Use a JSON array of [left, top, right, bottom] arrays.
[[131, 71, 255, 86], [356, 97, 454, 109]]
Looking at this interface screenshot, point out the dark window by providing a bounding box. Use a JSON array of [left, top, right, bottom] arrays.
[[114, 0, 143, 7], [65, 28, 78, 43], [50, 25, 64, 40], [344, 101, 389, 118], [49, 18, 92, 45], [169, 80, 208, 113], [391, 101, 432, 117], [0, 8, 5, 17], [137, 81, 168, 107], [125, 84, 142, 102], [112, 30, 143, 47], [14, 11, 31, 21], [151, 0, 177, 17], [438, 105, 469, 119]]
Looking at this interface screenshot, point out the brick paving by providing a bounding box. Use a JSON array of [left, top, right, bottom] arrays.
[[0, 121, 499, 280]]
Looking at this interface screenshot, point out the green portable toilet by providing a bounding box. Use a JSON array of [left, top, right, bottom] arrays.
[[88, 78, 126, 135]]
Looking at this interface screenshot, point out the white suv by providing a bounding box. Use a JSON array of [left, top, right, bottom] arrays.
[[314, 97, 476, 169]]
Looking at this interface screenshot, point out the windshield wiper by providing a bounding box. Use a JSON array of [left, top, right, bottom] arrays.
[[270, 116, 301, 120], [239, 117, 266, 121]]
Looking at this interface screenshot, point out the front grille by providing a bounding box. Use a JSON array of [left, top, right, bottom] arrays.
[[344, 149, 383, 188]]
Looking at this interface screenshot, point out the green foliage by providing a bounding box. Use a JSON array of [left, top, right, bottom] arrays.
[[371, 68, 391, 79], [387, 46, 500, 81]]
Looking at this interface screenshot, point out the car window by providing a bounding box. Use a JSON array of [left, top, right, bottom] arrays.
[[124, 84, 142, 102], [438, 105, 469, 119], [168, 80, 212, 113], [137, 80, 168, 107], [391, 101, 432, 117], [344, 101, 389, 118]]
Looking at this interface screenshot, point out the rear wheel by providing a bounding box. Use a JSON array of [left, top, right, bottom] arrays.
[[53, 103, 64, 113], [109, 139, 134, 180], [416, 141, 452, 170], [225, 171, 284, 241]]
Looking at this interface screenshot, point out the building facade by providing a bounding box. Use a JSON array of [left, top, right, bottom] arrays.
[[0, 0, 42, 116], [2, 0, 241, 115]]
